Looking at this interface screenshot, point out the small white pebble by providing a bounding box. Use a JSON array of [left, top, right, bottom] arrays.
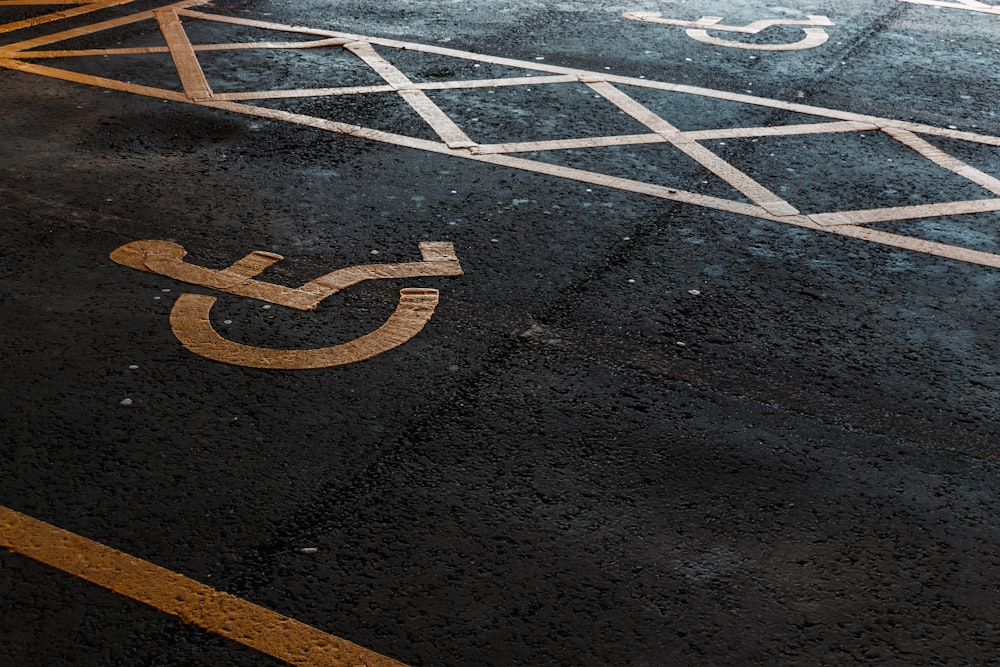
[[628, 279, 636, 283], [262, 304, 271, 309], [491, 238, 499, 243], [370, 249, 380, 255], [298, 547, 318, 554], [153, 296, 161, 300], [128, 364, 139, 370], [623, 237, 630, 241], [119, 398, 133, 406], [675, 341, 686, 347], [161, 288, 170, 292], [688, 289, 701, 296], [223, 319, 233, 325]]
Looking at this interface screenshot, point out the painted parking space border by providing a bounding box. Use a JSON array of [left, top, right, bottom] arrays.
[[0, 505, 408, 667], [2, 0, 999, 271]]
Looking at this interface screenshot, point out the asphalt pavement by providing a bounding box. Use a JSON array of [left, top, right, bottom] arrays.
[[2, 0, 1000, 665]]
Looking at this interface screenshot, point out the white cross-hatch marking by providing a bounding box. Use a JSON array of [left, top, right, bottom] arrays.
[[1, 0, 999, 269]]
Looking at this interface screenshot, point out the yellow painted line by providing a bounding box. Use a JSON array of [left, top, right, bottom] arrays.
[[882, 127, 1000, 196], [52, 2, 999, 150], [0, 505, 408, 667], [20, 46, 173, 57], [0, 56, 193, 99], [0, 0, 206, 52], [0, 0, 133, 36], [5, 0, 1000, 271], [670, 139, 800, 216], [586, 80, 679, 135], [201, 97, 452, 151], [587, 80, 799, 216], [178, 7, 340, 38], [18, 41, 348, 59], [190, 37, 354, 50], [133, 10, 1000, 153], [835, 224, 1000, 269], [210, 85, 397, 102], [682, 121, 877, 142], [416, 74, 579, 91], [344, 41, 476, 149], [205, 77, 580, 103], [808, 198, 1000, 227], [472, 133, 666, 154], [471, 151, 782, 221], [155, 9, 212, 101], [899, 0, 1000, 15]]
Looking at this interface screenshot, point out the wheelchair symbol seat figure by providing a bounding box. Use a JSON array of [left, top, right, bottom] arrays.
[[623, 12, 836, 51], [110, 239, 464, 369]]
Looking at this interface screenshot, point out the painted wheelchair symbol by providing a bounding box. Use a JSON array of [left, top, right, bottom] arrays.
[[623, 12, 835, 50], [110, 240, 463, 369]]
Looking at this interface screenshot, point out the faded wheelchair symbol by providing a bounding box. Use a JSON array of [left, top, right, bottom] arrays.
[[110, 240, 463, 369], [623, 12, 835, 50]]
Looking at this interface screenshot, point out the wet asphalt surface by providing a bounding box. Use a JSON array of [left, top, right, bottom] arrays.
[[2, 0, 1000, 665]]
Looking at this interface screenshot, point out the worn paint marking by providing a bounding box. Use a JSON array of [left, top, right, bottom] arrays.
[[170, 288, 441, 369], [110, 240, 463, 368], [622, 12, 835, 50], [2, 1, 1000, 270], [898, 0, 1000, 15], [0, 505, 408, 666], [0, 0, 134, 35]]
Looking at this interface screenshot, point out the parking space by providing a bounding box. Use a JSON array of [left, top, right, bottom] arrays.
[[2, 1, 1000, 665]]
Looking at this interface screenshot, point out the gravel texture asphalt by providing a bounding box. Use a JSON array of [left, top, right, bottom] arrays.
[[2, 1, 999, 665]]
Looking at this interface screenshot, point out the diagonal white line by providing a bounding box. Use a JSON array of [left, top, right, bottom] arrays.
[[682, 121, 877, 142], [587, 81, 799, 216], [809, 198, 1000, 226], [881, 127, 1000, 196], [1, 0, 205, 52], [6, 1, 1000, 271], [472, 134, 666, 154], [344, 41, 476, 149], [835, 224, 1000, 269], [0, 0, 134, 36]]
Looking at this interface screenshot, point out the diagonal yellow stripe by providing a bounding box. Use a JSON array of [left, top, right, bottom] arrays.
[[155, 8, 212, 101], [0, 505, 409, 667]]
